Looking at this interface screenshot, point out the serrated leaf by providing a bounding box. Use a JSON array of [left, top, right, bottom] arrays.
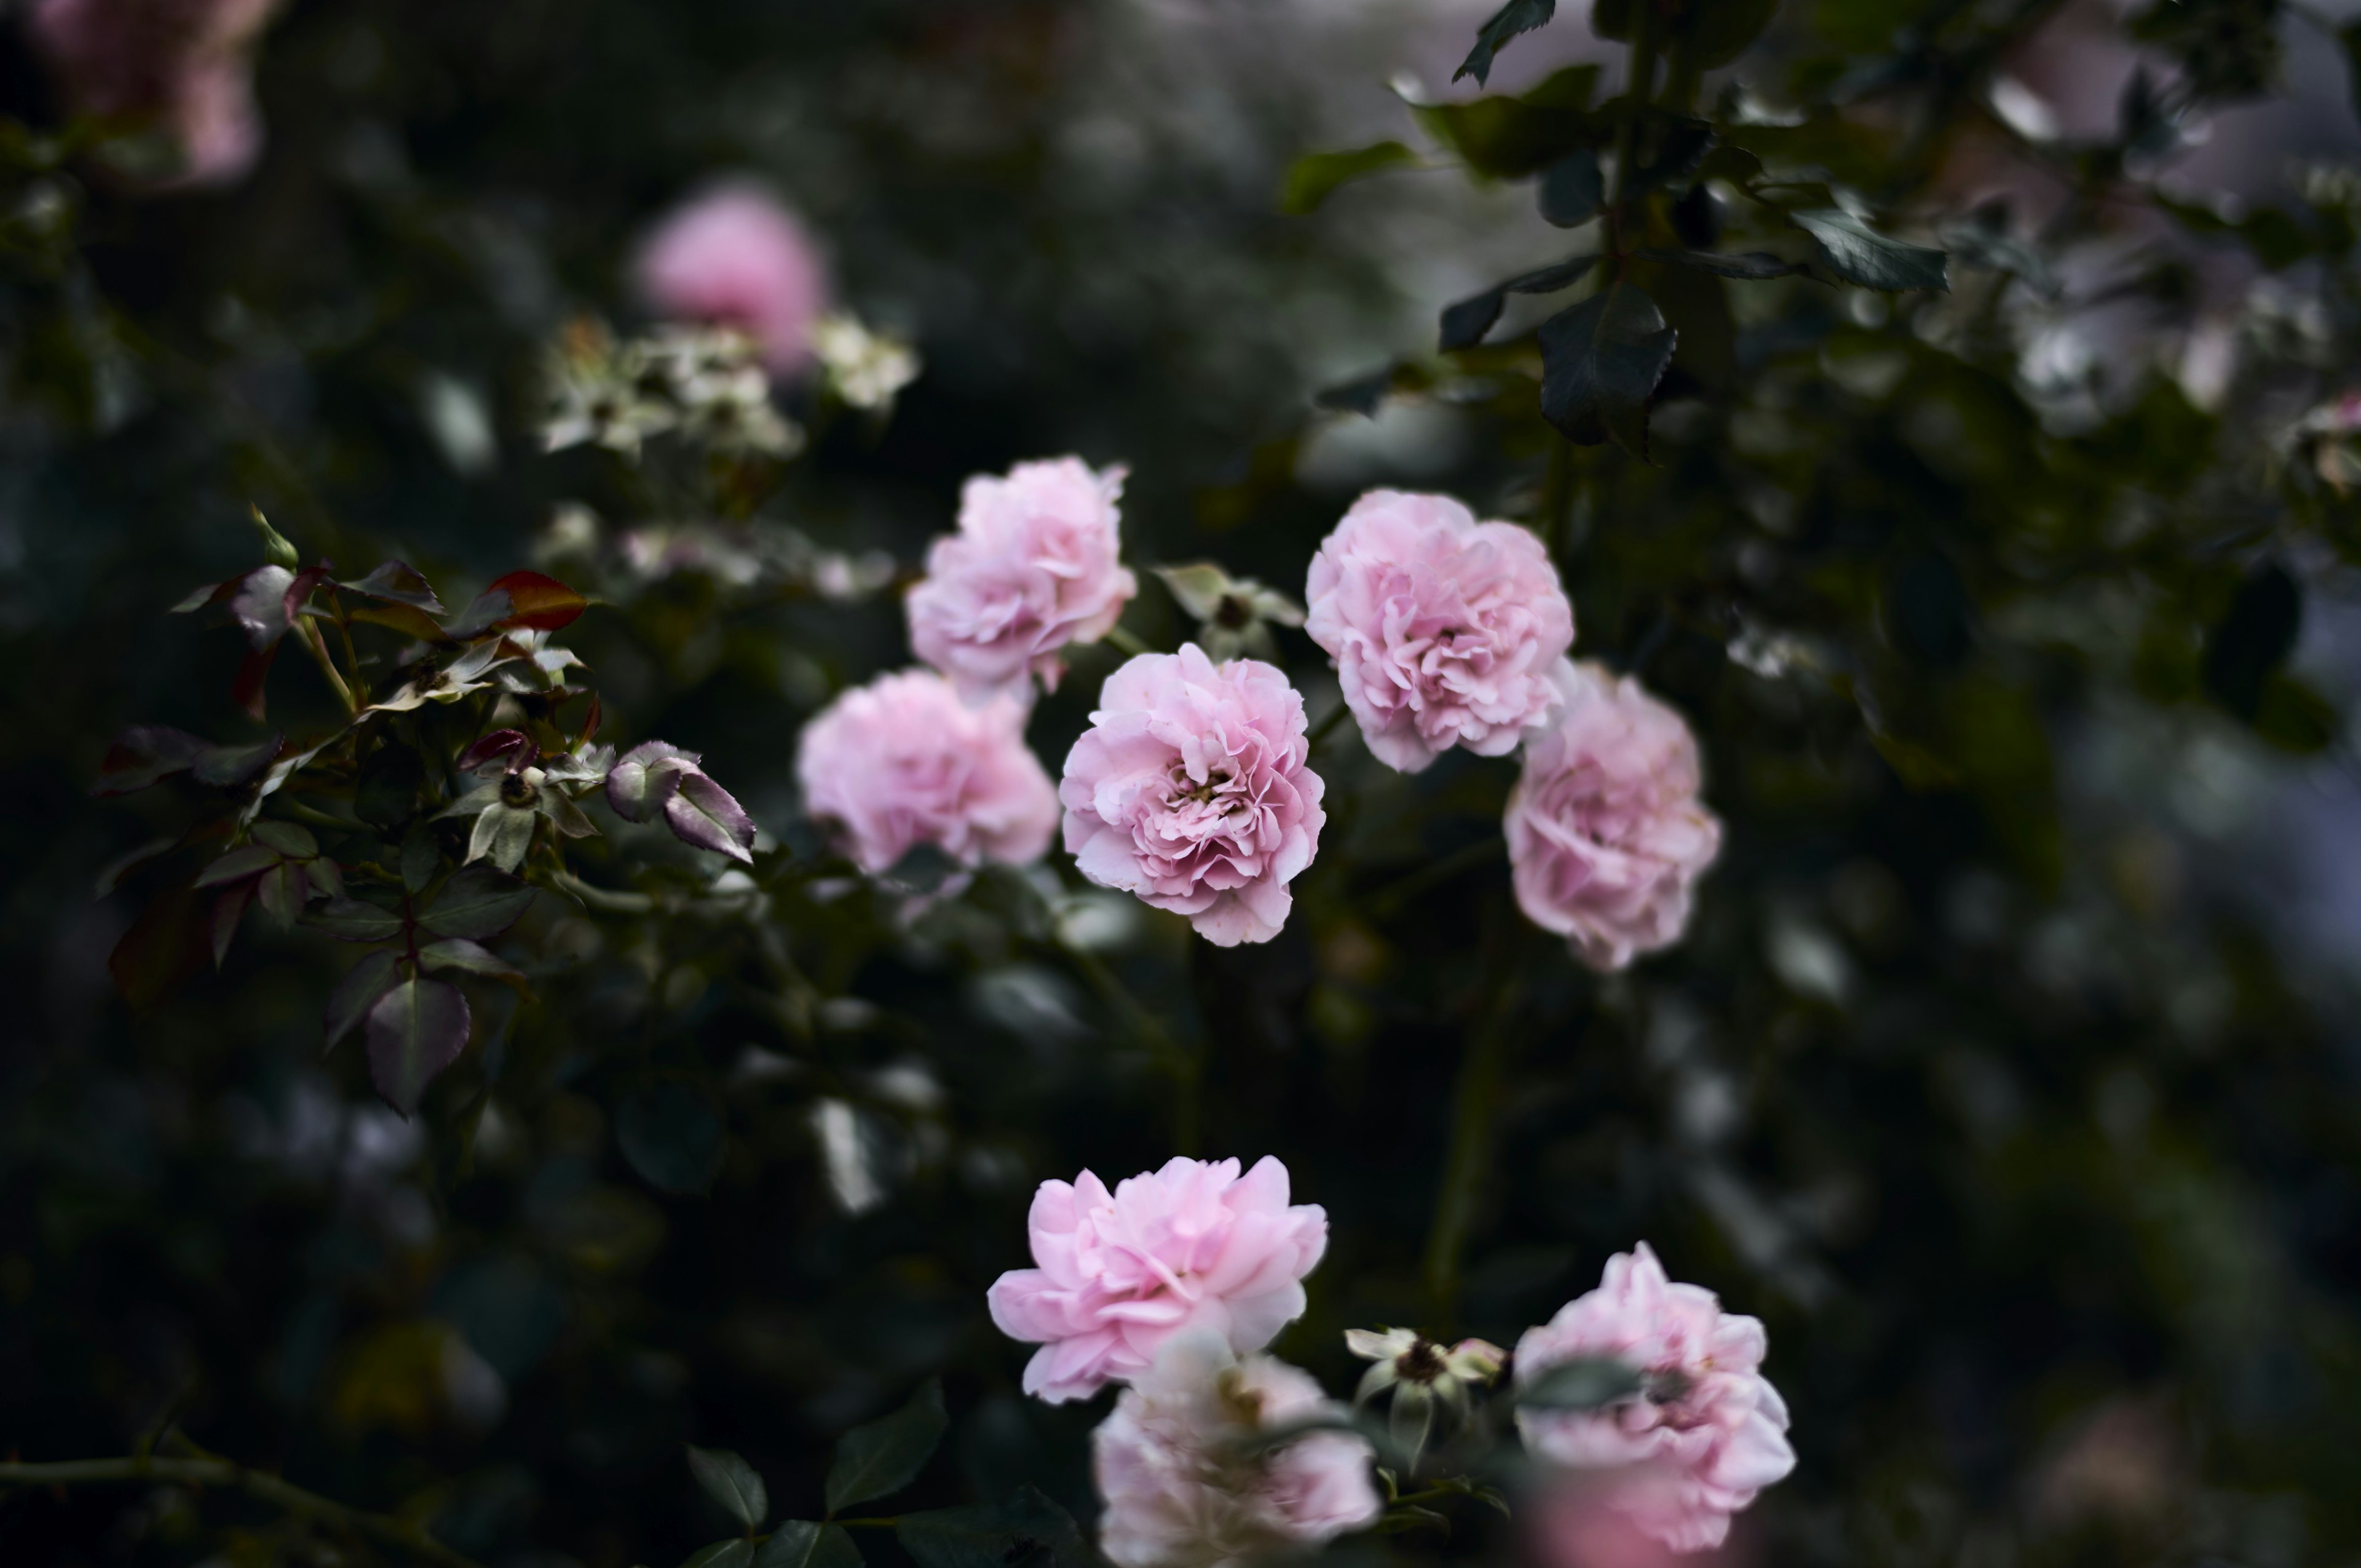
[[341, 560, 447, 614], [1515, 1355, 1643, 1411], [1537, 150, 1603, 227], [1639, 247, 1804, 279], [421, 865, 536, 940], [617, 1079, 726, 1195], [1455, 0, 1554, 86], [756, 1522, 863, 1568], [365, 976, 470, 1115], [1439, 254, 1600, 352], [419, 938, 527, 989], [1412, 77, 1605, 180], [826, 1379, 949, 1514], [1792, 208, 1948, 291], [194, 844, 280, 889], [251, 820, 318, 859], [255, 861, 305, 925], [1538, 282, 1678, 457], [326, 949, 403, 1048], [400, 820, 440, 894], [682, 1543, 755, 1568], [304, 897, 408, 943], [895, 1488, 1086, 1568], [687, 1446, 769, 1531], [446, 571, 587, 638], [1279, 141, 1420, 215]]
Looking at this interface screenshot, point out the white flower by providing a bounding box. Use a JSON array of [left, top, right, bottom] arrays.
[[812, 312, 920, 411]]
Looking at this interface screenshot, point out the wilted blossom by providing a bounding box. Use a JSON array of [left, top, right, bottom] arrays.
[[1093, 1332, 1381, 1568], [1516, 1244, 1795, 1554], [1344, 1327, 1505, 1459], [1505, 661, 1721, 972], [1059, 646, 1324, 948], [987, 1155, 1329, 1403], [634, 185, 829, 373], [1155, 562, 1306, 663], [908, 458, 1137, 703], [795, 668, 1059, 877], [31, 0, 282, 188], [1304, 489, 1575, 772], [606, 741, 757, 863]]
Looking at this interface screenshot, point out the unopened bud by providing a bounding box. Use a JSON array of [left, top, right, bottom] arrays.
[[250, 505, 300, 570]]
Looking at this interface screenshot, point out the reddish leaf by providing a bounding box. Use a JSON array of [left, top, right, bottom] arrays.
[[211, 881, 254, 968], [325, 949, 403, 1050], [456, 729, 537, 774], [93, 726, 208, 796], [579, 692, 603, 747], [366, 976, 472, 1115], [349, 600, 449, 643], [447, 571, 588, 637], [110, 881, 209, 1009]]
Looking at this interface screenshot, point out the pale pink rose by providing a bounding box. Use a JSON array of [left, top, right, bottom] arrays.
[[1058, 645, 1323, 948], [795, 668, 1058, 876], [987, 1156, 1328, 1403], [908, 457, 1137, 703], [1516, 1244, 1795, 1554], [31, 0, 281, 188], [634, 185, 829, 373], [1093, 1332, 1380, 1568], [1506, 660, 1721, 971], [1304, 489, 1575, 772]]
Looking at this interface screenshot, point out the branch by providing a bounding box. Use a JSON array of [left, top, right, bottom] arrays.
[[0, 1457, 486, 1568]]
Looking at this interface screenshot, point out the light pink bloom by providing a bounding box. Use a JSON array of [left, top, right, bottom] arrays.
[[795, 668, 1058, 876], [1506, 660, 1720, 971], [1093, 1332, 1380, 1568], [1304, 489, 1575, 772], [908, 458, 1137, 703], [634, 185, 829, 373], [1516, 1244, 1795, 1554], [987, 1156, 1328, 1403], [31, 0, 281, 188], [1059, 646, 1323, 948]]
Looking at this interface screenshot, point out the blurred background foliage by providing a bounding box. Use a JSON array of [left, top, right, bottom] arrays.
[[9, 0, 2361, 1566]]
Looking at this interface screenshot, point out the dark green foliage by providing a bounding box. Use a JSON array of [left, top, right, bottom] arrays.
[[1537, 283, 1678, 455], [826, 1380, 951, 1514]]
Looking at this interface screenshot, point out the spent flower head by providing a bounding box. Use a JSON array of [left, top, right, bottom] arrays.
[[1344, 1327, 1505, 1464], [1155, 563, 1306, 662]]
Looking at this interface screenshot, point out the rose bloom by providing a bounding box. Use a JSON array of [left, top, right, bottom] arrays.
[[795, 668, 1058, 876], [1505, 660, 1720, 971], [908, 457, 1137, 703], [1304, 489, 1575, 772], [987, 1156, 1328, 1403], [31, 0, 281, 188], [1516, 1244, 1795, 1554], [634, 184, 829, 373], [1094, 1332, 1380, 1568], [1059, 645, 1323, 948]]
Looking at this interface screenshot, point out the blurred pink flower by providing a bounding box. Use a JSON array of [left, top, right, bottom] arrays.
[[1532, 1471, 1745, 1568], [1093, 1332, 1379, 1568], [908, 457, 1136, 703], [1059, 645, 1323, 947], [1505, 661, 1720, 971], [1304, 489, 1575, 772], [795, 668, 1058, 876], [987, 1156, 1329, 1403], [30, 0, 281, 188], [1516, 1244, 1794, 1554], [633, 184, 829, 372]]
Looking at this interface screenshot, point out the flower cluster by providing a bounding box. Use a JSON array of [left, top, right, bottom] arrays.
[[987, 1160, 1793, 1564], [542, 320, 801, 460]]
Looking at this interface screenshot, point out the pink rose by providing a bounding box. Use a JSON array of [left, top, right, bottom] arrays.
[[795, 668, 1058, 876], [1058, 645, 1324, 948], [986, 1155, 1329, 1403], [907, 457, 1137, 703], [31, 0, 281, 188], [1506, 660, 1721, 971], [1093, 1334, 1380, 1568], [634, 185, 829, 373], [1516, 1244, 1795, 1554], [1304, 489, 1575, 772]]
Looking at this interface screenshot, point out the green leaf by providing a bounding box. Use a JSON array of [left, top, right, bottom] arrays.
[[400, 820, 440, 894], [896, 1488, 1088, 1568], [618, 1078, 727, 1196], [1413, 81, 1604, 179], [249, 820, 319, 860], [1515, 1355, 1643, 1410], [365, 976, 471, 1116], [1639, 247, 1804, 279], [325, 949, 403, 1050], [756, 1523, 864, 1568], [682, 1543, 756, 1568], [1439, 254, 1600, 352], [2253, 673, 2340, 754], [355, 743, 426, 829], [1791, 208, 1948, 291], [304, 897, 408, 943], [1455, 0, 1554, 87], [1279, 141, 1420, 215], [419, 937, 528, 990], [2202, 563, 2301, 721], [341, 560, 446, 614], [421, 865, 536, 940], [1688, 0, 1780, 68], [688, 1446, 769, 1531], [826, 1379, 949, 1514], [1537, 282, 1678, 457], [1537, 150, 1602, 227], [194, 844, 280, 889]]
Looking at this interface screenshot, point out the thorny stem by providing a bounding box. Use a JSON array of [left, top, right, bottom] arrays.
[[1066, 941, 1200, 1154], [0, 1457, 484, 1568]]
